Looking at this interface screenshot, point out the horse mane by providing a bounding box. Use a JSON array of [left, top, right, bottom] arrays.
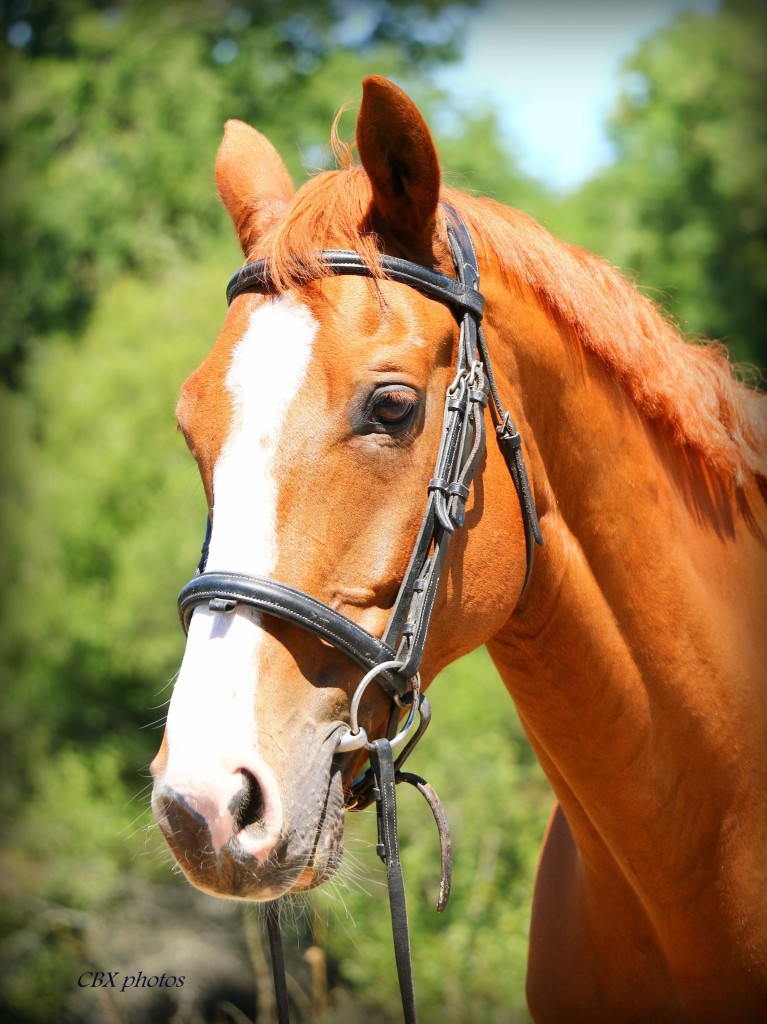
[[250, 160, 767, 486]]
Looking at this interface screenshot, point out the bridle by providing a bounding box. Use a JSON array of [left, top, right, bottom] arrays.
[[176, 206, 542, 1023]]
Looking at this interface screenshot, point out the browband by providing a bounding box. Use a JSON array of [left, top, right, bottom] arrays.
[[226, 249, 485, 319]]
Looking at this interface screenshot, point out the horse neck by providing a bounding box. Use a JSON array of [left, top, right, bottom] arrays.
[[484, 278, 767, 909]]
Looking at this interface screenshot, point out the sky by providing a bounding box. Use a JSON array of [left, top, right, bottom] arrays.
[[434, 0, 721, 190]]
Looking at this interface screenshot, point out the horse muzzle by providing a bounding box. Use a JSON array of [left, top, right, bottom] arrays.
[[151, 739, 345, 899]]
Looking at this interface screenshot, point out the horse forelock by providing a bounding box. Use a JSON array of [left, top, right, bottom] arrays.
[[247, 162, 766, 487], [247, 167, 384, 290]]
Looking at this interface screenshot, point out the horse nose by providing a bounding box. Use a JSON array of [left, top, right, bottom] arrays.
[[153, 762, 283, 860]]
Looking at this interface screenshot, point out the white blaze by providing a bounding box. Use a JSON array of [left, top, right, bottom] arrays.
[[164, 295, 318, 775]]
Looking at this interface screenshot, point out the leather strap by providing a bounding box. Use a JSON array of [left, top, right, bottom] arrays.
[[396, 771, 452, 913], [476, 323, 543, 594], [262, 740, 452, 1024], [265, 900, 290, 1024], [227, 250, 485, 319], [369, 739, 418, 1024], [178, 571, 405, 699]]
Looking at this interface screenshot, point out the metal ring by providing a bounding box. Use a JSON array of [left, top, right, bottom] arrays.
[[335, 662, 421, 752]]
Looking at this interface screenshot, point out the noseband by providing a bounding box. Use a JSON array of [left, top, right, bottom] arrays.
[[176, 206, 542, 1023]]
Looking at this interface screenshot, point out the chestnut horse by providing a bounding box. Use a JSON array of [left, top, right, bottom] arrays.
[[151, 77, 767, 1021]]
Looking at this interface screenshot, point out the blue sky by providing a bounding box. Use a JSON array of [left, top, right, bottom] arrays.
[[434, 0, 720, 190]]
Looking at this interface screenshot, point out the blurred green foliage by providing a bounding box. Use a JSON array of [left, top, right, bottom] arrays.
[[0, 0, 481, 384], [1, 0, 765, 1021], [0, 254, 223, 795], [556, 0, 767, 368]]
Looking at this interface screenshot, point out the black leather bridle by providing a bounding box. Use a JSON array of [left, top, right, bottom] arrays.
[[176, 206, 542, 1023]]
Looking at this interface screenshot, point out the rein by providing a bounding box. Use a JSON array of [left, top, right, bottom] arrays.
[[177, 206, 542, 1023]]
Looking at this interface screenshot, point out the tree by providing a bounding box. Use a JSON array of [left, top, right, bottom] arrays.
[[559, 0, 767, 370], [0, 0, 483, 386]]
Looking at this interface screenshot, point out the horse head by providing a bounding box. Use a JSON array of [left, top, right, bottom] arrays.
[[150, 77, 531, 900]]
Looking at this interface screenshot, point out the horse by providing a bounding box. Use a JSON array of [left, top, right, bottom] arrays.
[[150, 76, 767, 1022]]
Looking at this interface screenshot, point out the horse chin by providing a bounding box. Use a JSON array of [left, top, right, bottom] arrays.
[[155, 760, 347, 902], [286, 768, 349, 896]]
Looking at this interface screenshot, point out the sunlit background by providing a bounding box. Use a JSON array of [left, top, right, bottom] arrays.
[[1, 1, 764, 1022], [437, 0, 721, 187]]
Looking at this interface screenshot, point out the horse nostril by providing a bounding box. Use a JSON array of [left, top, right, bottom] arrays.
[[234, 769, 266, 832]]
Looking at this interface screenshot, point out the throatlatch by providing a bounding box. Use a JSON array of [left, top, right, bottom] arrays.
[[177, 205, 542, 1024]]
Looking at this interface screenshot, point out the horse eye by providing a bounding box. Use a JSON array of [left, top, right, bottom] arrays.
[[371, 388, 417, 427]]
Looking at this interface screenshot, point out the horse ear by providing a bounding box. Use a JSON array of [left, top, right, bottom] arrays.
[[356, 76, 441, 252], [215, 119, 294, 256]]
